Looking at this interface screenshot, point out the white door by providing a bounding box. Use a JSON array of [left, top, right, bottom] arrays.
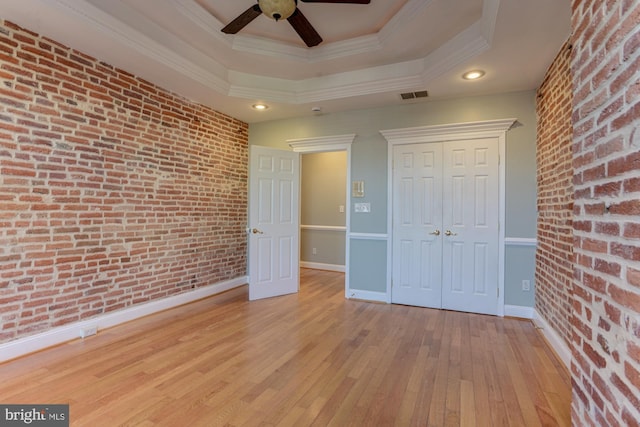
[[248, 146, 300, 300], [391, 138, 499, 315], [391, 144, 443, 308], [441, 138, 499, 315]]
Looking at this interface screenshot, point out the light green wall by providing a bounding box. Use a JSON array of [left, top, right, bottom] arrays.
[[249, 90, 538, 306], [505, 245, 536, 307], [300, 152, 346, 266], [349, 239, 387, 293], [300, 229, 345, 266], [301, 152, 346, 226]]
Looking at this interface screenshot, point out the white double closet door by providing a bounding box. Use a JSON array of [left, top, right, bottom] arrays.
[[392, 138, 499, 315]]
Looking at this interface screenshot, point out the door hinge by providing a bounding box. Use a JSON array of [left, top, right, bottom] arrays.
[[497, 287, 500, 298]]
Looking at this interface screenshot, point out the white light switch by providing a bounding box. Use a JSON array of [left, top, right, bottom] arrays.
[[354, 203, 371, 213], [339, 205, 345, 213]]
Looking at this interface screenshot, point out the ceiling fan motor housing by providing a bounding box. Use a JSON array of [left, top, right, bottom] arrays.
[[258, 0, 297, 21]]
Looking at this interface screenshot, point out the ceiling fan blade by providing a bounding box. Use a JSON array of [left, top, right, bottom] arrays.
[[288, 8, 323, 47], [300, 0, 371, 3], [221, 4, 262, 34]]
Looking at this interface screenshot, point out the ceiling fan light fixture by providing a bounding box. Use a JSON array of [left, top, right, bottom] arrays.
[[258, 0, 297, 21]]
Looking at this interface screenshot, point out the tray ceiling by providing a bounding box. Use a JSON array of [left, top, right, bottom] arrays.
[[1, 0, 571, 123]]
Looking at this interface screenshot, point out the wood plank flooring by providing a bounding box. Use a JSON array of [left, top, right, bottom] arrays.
[[0, 268, 571, 426]]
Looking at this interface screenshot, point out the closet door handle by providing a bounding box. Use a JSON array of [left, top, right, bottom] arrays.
[[444, 230, 457, 236], [429, 230, 441, 236]]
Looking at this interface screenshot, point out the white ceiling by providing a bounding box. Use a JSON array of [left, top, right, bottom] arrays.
[[2, 0, 571, 123]]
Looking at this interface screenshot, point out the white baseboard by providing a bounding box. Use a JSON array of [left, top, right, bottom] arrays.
[[504, 304, 534, 319], [346, 289, 388, 303], [533, 309, 571, 369], [0, 275, 248, 363], [300, 261, 345, 273]]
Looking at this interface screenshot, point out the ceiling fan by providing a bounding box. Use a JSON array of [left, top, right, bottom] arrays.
[[221, 0, 371, 48]]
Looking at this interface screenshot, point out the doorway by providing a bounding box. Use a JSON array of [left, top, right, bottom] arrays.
[[290, 135, 353, 297], [391, 139, 499, 315], [381, 119, 516, 316], [300, 151, 347, 273], [247, 135, 354, 301]]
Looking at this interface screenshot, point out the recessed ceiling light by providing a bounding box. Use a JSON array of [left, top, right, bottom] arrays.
[[252, 103, 269, 110], [462, 70, 485, 80]]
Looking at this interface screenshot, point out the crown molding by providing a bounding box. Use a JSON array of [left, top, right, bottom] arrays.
[[288, 134, 356, 152], [171, 0, 234, 45], [295, 74, 424, 103], [48, 0, 231, 94], [481, 0, 500, 42], [418, 21, 490, 83], [228, 59, 425, 104], [380, 118, 517, 145], [16, 0, 502, 107], [231, 32, 384, 63]]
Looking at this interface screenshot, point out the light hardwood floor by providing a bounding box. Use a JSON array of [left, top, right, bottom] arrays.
[[0, 268, 571, 426]]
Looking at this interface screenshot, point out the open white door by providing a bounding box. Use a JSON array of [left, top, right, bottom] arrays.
[[248, 145, 300, 300]]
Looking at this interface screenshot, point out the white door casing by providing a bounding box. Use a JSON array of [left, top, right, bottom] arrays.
[[287, 134, 355, 298], [248, 145, 300, 300]]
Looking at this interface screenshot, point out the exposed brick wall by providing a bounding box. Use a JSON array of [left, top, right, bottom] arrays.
[[0, 21, 248, 344], [535, 40, 574, 349], [571, 0, 640, 425]]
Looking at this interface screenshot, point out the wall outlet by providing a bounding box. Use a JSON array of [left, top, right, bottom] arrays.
[[339, 205, 345, 213], [79, 324, 98, 338], [312, 247, 317, 255], [522, 280, 531, 292]]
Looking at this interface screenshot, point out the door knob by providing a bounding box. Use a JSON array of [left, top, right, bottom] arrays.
[[429, 230, 441, 236], [251, 228, 264, 234], [444, 230, 457, 236]]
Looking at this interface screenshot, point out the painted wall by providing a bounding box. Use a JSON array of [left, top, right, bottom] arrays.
[[249, 90, 538, 305], [300, 152, 346, 268]]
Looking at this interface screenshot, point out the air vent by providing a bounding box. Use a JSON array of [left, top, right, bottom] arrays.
[[400, 90, 429, 100]]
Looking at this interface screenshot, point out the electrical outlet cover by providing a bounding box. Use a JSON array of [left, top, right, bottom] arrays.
[[354, 203, 371, 213]]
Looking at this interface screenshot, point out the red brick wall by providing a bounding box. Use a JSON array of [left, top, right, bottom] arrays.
[[0, 21, 248, 344], [535, 40, 574, 348], [571, 0, 640, 425]]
